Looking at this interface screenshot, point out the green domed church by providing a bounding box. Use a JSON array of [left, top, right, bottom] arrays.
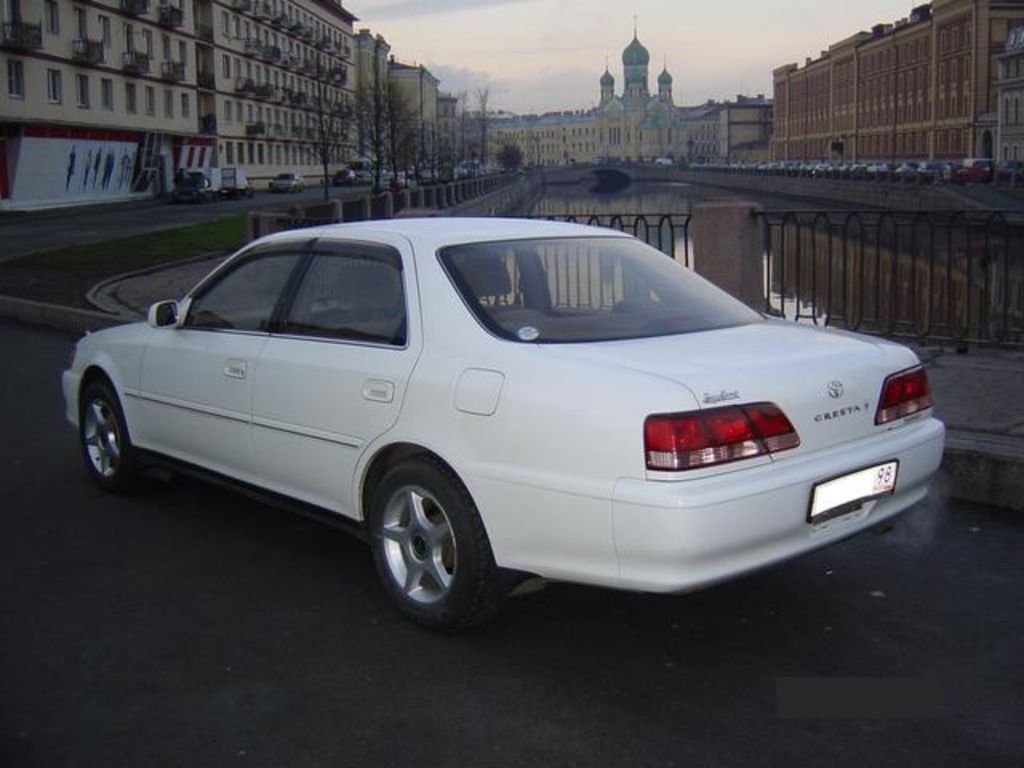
[[494, 31, 686, 165]]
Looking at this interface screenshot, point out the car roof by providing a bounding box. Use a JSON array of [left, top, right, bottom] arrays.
[[257, 217, 634, 253]]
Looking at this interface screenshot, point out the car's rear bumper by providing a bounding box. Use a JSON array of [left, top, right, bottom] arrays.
[[610, 416, 945, 593]]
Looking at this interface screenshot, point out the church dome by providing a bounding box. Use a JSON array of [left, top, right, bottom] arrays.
[[600, 68, 615, 87], [658, 68, 672, 86], [622, 35, 650, 67]]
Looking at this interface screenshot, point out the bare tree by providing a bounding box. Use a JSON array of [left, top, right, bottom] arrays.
[[355, 72, 389, 192], [476, 87, 491, 171], [387, 85, 418, 186], [309, 54, 354, 201]]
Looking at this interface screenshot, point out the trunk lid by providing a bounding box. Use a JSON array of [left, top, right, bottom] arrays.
[[550, 320, 921, 456]]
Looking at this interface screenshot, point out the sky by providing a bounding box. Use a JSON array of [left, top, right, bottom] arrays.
[[348, 0, 922, 113]]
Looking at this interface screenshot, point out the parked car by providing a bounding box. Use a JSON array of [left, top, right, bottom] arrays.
[[268, 172, 305, 192], [170, 171, 216, 203], [62, 219, 945, 631], [916, 161, 946, 183], [950, 158, 994, 184], [331, 168, 356, 186]]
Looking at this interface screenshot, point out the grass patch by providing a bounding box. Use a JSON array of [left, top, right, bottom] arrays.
[[6, 215, 247, 280]]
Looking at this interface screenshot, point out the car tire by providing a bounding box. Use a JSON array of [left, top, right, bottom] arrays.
[[369, 457, 504, 632], [79, 378, 143, 493]]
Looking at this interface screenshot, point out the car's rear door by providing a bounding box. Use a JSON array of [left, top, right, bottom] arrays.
[[251, 235, 421, 518], [134, 242, 308, 482]]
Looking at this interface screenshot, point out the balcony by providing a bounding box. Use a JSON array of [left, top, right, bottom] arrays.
[[329, 67, 347, 86], [196, 72, 215, 90], [279, 53, 295, 69], [158, 3, 184, 28], [120, 0, 149, 15], [270, 123, 286, 137], [316, 35, 331, 51], [260, 45, 281, 64], [161, 60, 186, 82], [199, 114, 217, 135], [253, 83, 274, 100], [300, 59, 317, 75], [299, 26, 313, 42], [243, 38, 260, 56], [245, 121, 266, 137], [233, 0, 251, 10], [2, 22, 43, 51], [122, 50, 151, 73], [234, 76, 255, 93], [196, 24, 213, 43], [271, 12, 287, 29], [71, 38, 106, 64], [253, 1, 271, 20], [290, 124, 304, 138], [338, 42, 351, 60], [288, 19, 303, 33], [288, 91, 307, 107]]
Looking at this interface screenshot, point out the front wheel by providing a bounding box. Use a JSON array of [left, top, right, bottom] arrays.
[[368, 458, 504, 632], [79, 379, 142, 493]]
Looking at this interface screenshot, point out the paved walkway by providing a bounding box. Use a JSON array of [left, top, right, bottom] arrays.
[[0, 253, 1020, 512]]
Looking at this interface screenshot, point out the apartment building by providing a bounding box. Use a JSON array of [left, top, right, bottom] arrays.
[[997, 23, 1024, 160], [772, 0, 1024, 163], [1, 0, 357, 209]]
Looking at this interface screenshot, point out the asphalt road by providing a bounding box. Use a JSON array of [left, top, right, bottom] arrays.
[[0, 185, 368, 261], [1, 320, 1022, 768]]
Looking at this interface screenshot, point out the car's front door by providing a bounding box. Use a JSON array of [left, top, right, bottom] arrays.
[[251, 238, 420, 518], [134, 244, 306, 481]]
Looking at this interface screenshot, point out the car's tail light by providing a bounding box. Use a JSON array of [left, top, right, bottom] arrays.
[[876, 366, 932, 425], [644, 403, 800, 472]]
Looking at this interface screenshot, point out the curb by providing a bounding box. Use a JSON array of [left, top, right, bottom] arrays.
[[942, 430, 1024, 511], [85, 250, 229, 317], [0, 294, 123, 335]]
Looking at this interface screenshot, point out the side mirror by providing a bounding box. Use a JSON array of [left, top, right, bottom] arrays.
[[147, 300, 180, 328]]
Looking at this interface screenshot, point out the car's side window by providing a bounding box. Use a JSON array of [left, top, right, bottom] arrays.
[[282, 245, 406, 346], [186, 251, 303, 332]]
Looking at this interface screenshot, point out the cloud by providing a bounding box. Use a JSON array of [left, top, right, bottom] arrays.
[[357, 0, 534, 20], [424, 64, 509, 100]]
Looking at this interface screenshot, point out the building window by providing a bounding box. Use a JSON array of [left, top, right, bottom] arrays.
[[126, 82, 137, 113], [162, 34, 170, 61], [145, 85, 155, 115], [99, 15, 110, 47], [163, 88, 173, 118], [101, 78, 113, 110], [123, 23, 134, 52], [76, 74, 89, 108], [47, 69, 62, 104], [181, 92, 189, 118], [142, 28, 152, 56], [222, 53, 230, 78], [74, 7, 86, 40], [225, 142, 234, 164], [178, 40, 187, 66], [221, 10, 229, 36], [223, 100, 232, 123], [45, 0, 60, 35], [7, 59, 24, 99]]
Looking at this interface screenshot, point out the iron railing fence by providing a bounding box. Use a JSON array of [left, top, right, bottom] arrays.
[[529, 213, 692, 267], [761, 210, 1024, 347]]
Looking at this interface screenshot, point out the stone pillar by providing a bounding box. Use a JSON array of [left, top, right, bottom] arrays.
[[690, 201, 764, 310], [382, 191, 394, 219], [359, 195, 372, 221], [400, 188, 412, 211]]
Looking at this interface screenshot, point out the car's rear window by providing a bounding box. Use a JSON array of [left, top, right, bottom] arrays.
[[439, 237, 760, 343]]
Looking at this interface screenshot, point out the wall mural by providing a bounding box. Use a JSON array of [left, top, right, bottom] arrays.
[[9, 131, 141, 205]]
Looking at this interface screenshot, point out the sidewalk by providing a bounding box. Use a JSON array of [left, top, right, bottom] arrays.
[[2, 256, 1022, 512]]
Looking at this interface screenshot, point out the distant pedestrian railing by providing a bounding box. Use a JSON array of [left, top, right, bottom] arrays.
[[760, 210, 1024, 347], [529, 213, 692, 267]]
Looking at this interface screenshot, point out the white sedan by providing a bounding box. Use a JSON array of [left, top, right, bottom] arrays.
[[63, 219, 945, 631]]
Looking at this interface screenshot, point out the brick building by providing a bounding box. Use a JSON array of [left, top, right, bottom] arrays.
[[772, 0, 1024, 163]]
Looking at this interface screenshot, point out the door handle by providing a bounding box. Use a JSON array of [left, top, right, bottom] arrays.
[[362, 380, 395, 403], [224, 359, 247, 380]]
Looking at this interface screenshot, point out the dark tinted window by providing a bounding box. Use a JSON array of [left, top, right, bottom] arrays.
[[441, 237, 759, 343], [186, 250, 302, 332], [282, 245, 406, 345]]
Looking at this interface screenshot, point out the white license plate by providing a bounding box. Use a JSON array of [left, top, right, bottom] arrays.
[[809, 461, 899, 523]]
